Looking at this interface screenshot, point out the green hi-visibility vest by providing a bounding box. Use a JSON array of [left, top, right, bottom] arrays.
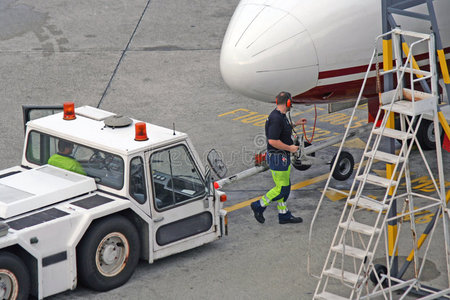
[[48, 154, 86, 175]]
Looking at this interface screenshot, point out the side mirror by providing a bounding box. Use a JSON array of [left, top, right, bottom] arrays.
[[205, 168, 213, 196], [207, 149, 227, 179]]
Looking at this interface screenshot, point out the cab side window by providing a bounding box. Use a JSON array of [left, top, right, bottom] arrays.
[[26, 131, 56, 165], [150, 145, 206, 210], [129, 156, 147, 204]]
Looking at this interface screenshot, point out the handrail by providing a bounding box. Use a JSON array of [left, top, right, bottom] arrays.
[[308, 31, 384, 278]]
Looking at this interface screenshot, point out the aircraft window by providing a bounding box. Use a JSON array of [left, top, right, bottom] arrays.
[[26, 131, 124, 190], [129, 156, 147, 204], [150, 145, 206, 210]]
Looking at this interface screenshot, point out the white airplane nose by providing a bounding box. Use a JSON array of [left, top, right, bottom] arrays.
[[220, 2, 319, 102]]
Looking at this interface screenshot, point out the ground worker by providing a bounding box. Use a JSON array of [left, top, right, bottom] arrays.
[[48, 140, 87, 175], [250, 91, 306, 224]]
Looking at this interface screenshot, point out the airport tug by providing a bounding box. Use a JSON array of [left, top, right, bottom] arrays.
[[0, 103, 228, 299]]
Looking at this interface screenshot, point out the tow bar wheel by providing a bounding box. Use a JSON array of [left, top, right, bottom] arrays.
[[0, 252, 30, 300], [331, 151, 354, 181], [77, 215, 140, 292]]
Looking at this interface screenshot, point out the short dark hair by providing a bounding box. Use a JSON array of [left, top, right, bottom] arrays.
[[276, 91, 291, 105], [58, 140, 73, 152]]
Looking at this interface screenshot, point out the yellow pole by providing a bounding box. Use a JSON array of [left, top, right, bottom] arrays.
[[437, 49, 450, 84], [384, 39, 399, 258], [402, 43, 423, 78]]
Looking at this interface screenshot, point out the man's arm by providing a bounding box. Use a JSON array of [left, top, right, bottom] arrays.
[[268, 139, 298, 153], [70, 160, 87, 175], [293, 118, 307, 127]]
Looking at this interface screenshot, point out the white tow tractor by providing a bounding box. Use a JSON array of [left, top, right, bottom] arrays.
[[0, 103, 228, 299]]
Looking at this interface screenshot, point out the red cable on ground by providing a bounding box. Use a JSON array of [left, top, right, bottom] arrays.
[[302, 105, 317, 143]]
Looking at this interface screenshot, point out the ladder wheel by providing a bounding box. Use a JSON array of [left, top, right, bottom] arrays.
[[330, 151, 354, 181], [370, 264, 388, 287], [292, 142, 315, 171]]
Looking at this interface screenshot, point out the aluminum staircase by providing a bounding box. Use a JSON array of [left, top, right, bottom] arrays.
[[309, 29, 449, 299]]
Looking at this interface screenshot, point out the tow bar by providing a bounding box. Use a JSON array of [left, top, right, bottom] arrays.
[[209, 123, 371, 188]]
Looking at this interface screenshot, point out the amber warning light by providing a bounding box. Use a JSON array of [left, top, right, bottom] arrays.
[[220, 194, 227, 202], [63, 102, 76, 120], [134, 122, 149, 141]]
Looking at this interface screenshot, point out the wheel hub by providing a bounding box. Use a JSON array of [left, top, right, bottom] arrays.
[[338, 159, 351, 174], [0, 280, 6, 299], [96, 232, 129, 277], [0, 270, 16, 299], [101, 242, 120, 265]]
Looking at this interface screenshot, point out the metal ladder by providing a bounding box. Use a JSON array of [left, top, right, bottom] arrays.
[[383, 0, 450, 104], [309, 28, 449, 299]]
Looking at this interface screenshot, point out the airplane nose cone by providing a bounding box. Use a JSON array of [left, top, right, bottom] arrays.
[[220, 2, 318, 102]]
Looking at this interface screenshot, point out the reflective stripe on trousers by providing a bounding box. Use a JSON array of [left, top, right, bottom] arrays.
[[260, 165, 291, 214]]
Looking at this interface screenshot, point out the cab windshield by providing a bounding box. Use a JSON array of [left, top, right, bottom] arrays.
[[26, 131, 124, 189]]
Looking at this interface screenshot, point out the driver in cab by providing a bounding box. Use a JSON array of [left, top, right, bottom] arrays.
[[48, 140, 86, 175]]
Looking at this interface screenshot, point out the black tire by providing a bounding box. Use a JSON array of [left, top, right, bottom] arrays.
[[0, 252, 30, 300], [77, 215, 140, 292], [369, 264, 388, 287], [394, 115, 410, 146], [330, 151, 354, 181], [292, 142, 315, 171], [417, 119, 443, 150]]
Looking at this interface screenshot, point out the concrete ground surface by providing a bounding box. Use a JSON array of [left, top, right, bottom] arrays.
[[0, 0, 448, 299]]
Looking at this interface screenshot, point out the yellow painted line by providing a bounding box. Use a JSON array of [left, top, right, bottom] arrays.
[[324, 189, 351, 202], [437, 49, 450, 84], [224, 196, 260, 213], [218, 108, 249, 117], [291, 173, 330, 190], [406, 233, 428, 261], [332, 138, 367, 149], [224, 172, 330, 213]]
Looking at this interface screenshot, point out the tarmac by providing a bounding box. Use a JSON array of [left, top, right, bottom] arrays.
[[0, 0, 448, 299]]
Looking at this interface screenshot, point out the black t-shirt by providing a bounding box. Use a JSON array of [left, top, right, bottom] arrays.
[[265, 109, 293, 154]]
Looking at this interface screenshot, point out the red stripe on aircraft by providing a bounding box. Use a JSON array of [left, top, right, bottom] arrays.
[[318, 47, 450, 80]]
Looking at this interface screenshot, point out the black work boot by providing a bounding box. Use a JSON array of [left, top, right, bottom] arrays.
[[279, 211, 303, 224], [250, 201, 266, 224]]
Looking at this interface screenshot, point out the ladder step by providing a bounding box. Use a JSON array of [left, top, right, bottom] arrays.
[[348, 196, 388, 212], [365, 150, 405, 164], [398, 66, 432, 77], [340, 220, 380, 235], [327, 187, 349, 197], [323, 267, 359, 285], [356, 174, 398, 188], [315, 292, 349, 300], [381, 99, 436, 116], [331, 244, 373, 261], [372, 127, 412, 140]]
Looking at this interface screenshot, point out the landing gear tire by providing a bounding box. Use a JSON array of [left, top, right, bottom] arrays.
[[0, 252, 30, 300], [370, 264, 388, 287], [77, 215, 140, 292], [331, 151, 354, 181], [292, 142, 315, 171], [417, 119, 443, 150]]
